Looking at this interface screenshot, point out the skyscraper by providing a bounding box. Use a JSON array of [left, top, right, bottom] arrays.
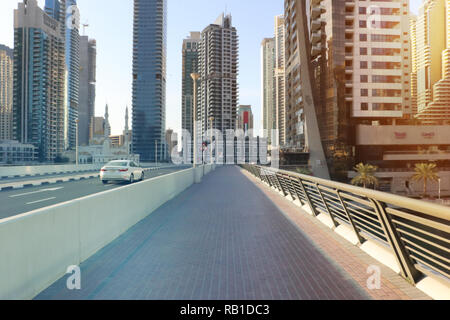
[[64, 0, 81, 150], [181, 32, 200, 141], [285, 0, 410, 179], [260, 38, 275, 145], [284, 0, 329, 179], [132, 0, 167, 162], [274, 15, 286, 147], [78, 36, 96, 146], [410, 15, 418, 116], [45, 0, 81, 150], [198, 13, 239, 137], [414, 0, 450, 124], [13, 0, 66, 161], [237, 105, 254, 134], [0, 46, 13, 140]]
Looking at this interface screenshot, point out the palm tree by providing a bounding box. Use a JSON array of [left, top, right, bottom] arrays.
[[412, 163, 439, 198], [295, 167, 312, 176], [351, 163, 379, 188]]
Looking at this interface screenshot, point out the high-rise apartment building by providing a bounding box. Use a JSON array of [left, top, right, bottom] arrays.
[[165, 128, 178, 160], [237, 105, 254, 133], [261, 38, 275, 145], [90, 116, 105, 139], [13, 0, 66, 161], [285, 0, 410, 178], [352, 1, 411, 122], [410, 15, 418, 116], [414, 0, 450, 124], [78, 36, 96, 146], [274, 15, 286, 147], [132, 0, 167, 162], [45, 0, 80, 150], [198, 13, 239, 137], [64, 0, 81, 150], [0, 46, 13, 140], [284, 0, 329, 179], [181, 32, 200, 139]]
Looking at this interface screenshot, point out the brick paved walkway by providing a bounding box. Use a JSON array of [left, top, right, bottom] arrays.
[[37, 166, 375, 300]]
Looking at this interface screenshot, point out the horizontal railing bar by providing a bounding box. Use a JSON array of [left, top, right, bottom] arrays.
[[324, 200, 346, 214], [344, 200, 376, 215], [317, 184, 339, 196], [392, 219, 450, 244], [321, 192, 342, 203], [407, 247, 450, 273], [329, 209, 350, 222], [402, 238, 450, 265], [307, 193, 324, 203], [351, 216, 386, 240], [345, 204, 381, 224], [340, 193, 374, 208], [359, 230, 387, 243], [398, 227, 450, 254], [333, 215, 351, 226], [386, 207, 450, 234], [415, 264, 450, 284]]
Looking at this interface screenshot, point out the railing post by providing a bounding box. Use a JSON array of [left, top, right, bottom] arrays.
[[315, 184, 339, 228], [250, 165, 257, 178], [288, 176, 301, 202], [298, 178, 318, 217], [261, 168, 272, 187], [255, 166, 263, 181], [370, 199, 422, 284], [275, 173, 288, 196], [336, 191, 364, 245]]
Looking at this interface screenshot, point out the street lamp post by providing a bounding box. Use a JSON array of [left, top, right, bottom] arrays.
[[209, 116, 214, 164], [191, 73, 200, 168], [75, 119, 79, 165], [155, 140, 158, 166]]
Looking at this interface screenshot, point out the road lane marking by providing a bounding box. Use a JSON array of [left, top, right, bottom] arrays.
[[26, 197, 56, 205], [9, 187, 64, 198]]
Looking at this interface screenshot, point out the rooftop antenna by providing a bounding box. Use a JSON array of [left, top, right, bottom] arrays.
[[82, 22, 89, 36]]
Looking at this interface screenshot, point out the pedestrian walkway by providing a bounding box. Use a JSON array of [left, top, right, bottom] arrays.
[[35, 166, 424, 300]]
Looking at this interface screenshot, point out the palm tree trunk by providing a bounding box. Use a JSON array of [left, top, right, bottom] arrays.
[[423, 178, 427, 197]]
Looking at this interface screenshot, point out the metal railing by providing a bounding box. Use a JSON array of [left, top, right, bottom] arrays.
[[241, 164, 450, 286]]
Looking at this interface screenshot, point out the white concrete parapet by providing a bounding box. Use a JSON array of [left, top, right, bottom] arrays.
[[0, 165, 213, 299], [0, 164, 103, 179]]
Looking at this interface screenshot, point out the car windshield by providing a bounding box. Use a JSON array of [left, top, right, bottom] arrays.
[[106, 161, 128, 167]]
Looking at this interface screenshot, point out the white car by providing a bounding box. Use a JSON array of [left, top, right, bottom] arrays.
[[100, 160, 145, 184]]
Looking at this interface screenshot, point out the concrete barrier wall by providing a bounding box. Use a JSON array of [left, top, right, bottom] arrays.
[[0, 164, 103, 178], [0, 165, 213, 299]]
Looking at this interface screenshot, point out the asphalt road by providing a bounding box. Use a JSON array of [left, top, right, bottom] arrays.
[[0, 170, 100, 184], [0, 165, 192, 220]]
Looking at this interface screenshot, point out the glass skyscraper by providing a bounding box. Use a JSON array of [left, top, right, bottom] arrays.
[[13, 0, 65, 161], [132, 0, 167, 162], [45, 0, 80, 151]]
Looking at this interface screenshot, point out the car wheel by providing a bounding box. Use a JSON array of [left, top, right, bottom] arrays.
[[102, 180, 108, 184], [140, 171, 144, 181], [129, 174, 134, 184]]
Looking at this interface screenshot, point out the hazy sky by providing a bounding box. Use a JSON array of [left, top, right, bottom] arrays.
[[0, 0, 423, 136]]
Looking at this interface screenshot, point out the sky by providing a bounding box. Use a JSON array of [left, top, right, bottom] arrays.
[[0, 0, 423, 136]]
